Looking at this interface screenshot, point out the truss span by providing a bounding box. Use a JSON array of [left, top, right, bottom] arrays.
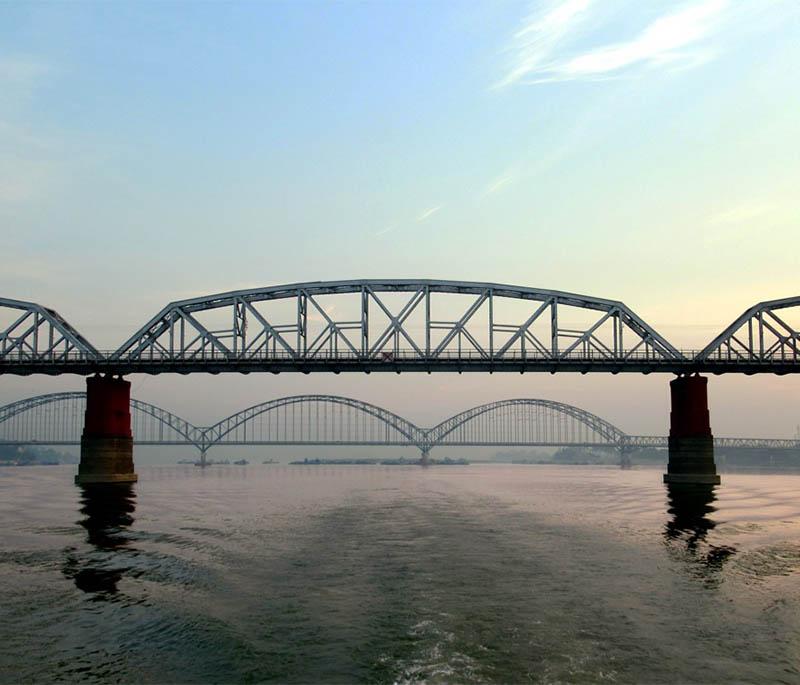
[[203, 394, 425, 448], [3, 283, 800, 374], [427, 399, 626, 447], [698, 296, 800, 365], [0, 392, 626, 452], [109, 279, 682, 371], [0, 298, 99, 363], [1, 392, 797, 456], [0, 392, 204, 449]]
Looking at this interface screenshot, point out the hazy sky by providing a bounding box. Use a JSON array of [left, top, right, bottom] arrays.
[[1, 0, 799, 439]]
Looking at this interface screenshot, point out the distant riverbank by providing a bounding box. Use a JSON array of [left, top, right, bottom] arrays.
[[290, 457, 469, 466]]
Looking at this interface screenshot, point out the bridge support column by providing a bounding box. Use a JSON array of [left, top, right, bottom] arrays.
[[75, 375, 137, 485], [619, 447, 632, 470], [420, 448, 431, 467], [664, 375, 719, 485]]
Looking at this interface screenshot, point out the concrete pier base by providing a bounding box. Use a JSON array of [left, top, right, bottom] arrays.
[[77, 436, 136, 484], [75, 375, 137, 485], [663, 375, 719, 485], [663, 435, 719, 484]]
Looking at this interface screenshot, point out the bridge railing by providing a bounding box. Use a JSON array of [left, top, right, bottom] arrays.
[[3, 348, 800, 365], [0, 348, 737, 362]]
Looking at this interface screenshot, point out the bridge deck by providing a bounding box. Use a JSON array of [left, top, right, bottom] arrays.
[[2, 356, 798, 376], [3, 283, 799, 375]]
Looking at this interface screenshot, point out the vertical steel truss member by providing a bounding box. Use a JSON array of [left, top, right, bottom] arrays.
[[697, 296, 800, 363], [0, 298, 99, 361], [110, 280, 683, 363], [4, 285, 800, 372]]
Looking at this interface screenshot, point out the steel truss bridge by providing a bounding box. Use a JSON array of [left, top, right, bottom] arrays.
[[1, 393, 797, 460], [2, 281, 799, 375]]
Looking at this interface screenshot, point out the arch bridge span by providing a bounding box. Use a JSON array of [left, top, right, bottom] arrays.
[[1, 393, 797, 461], [0, 393, 626, 454], [0, 392, 207, 450]]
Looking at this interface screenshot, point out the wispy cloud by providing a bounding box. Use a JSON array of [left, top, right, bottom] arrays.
[[704, 202, 776, 245], [495, 0, 728, 88], [483, 170, 517, 197], [708, 202, 773, 226], [374, 224, 397, 237], [416, 205, 443, 222], [494, 0, 593, 89], [0, 56, 50, 85], [373, 205, 443, 238]]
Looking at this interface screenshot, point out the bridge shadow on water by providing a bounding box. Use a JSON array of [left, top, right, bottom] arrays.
[[663, 483, 737, 585], [62, 484, 137, 595]]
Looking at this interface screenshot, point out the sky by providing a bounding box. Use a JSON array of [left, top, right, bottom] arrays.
[[1, 0, 799, 445]]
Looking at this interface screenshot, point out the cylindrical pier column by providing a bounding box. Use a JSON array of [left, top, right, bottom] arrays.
[[420, 448, 431, 467], [76, 375, 137, 485], [664, 375, 719, 485]]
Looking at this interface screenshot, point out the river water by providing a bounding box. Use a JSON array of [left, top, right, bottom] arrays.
[[1, 463, 799, 683]]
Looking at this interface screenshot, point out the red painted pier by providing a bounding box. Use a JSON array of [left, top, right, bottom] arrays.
[[664, 375, 720, 485], [75, 375, 137, 485]]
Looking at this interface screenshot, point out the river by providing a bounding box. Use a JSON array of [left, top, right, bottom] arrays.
[[1, 464, 799, 683]]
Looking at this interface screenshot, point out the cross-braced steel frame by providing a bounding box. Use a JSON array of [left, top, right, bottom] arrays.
[[2, 282, 799, 374], [698, 296, 800, 364], [0, 298, 99, 363], [111, 280, 681, 364]]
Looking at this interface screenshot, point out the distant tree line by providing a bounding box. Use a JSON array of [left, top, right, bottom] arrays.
[[494, 445, 800, 469], [0, 444, 77, 465]]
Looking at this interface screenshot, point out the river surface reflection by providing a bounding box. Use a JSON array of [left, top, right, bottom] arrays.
[[663, 484, 738, 585], [1, 464, 799, 683], [63, 484, 137, 594]]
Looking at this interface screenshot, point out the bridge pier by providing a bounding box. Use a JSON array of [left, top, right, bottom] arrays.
[[619, 446, 632, 470], [75, 375, 137, 485], [420, 448, 431, 467], [664, 375, 720, 485]]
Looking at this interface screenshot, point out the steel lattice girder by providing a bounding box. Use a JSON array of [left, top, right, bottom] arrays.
[[111, 280, 683, 362], [697, 296, 800, 362], [0, 298, 100, 361], [3, 284, 800, 374], [622, 435, 800, 450]]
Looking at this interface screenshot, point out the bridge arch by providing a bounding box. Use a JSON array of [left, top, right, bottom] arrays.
[[0, 392, 204, 449], [697, 295, 800, 362], [426, 399, 627, 448], [202, 394, 424, 448], [112, 279, 682, 364]]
